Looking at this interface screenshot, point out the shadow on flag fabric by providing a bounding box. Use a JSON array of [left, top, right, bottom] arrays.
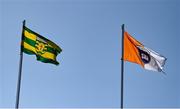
[[21, 26, 62, 65], [123, 31, 166, 72]]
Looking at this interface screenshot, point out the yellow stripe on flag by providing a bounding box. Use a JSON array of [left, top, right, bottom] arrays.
[[22, 42, 36, 53], [24, 30, 36, 41], [41, 52, 56, 60]]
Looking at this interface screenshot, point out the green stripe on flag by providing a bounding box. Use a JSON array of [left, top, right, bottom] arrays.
[[23, 36, 36, 47], [46, 46, 58, 55]]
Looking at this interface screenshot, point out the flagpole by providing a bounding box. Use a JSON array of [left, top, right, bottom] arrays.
[[15, 20, 25, 109], [121, 24, 125, 109]]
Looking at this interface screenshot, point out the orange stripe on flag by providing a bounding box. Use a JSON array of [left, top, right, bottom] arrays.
[[123, 31, 144, 67]]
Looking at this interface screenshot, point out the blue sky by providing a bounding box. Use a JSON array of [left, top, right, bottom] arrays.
[[0, 0, 180, 108]]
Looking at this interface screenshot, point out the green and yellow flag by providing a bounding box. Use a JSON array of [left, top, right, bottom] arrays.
[[21, 26, 62, 65]]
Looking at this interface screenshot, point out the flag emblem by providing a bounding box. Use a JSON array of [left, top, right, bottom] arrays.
[[137, 46, 151, 64], [21, 26, 62, 65], [123, 31, 166, 72], [35, 40, 48, 55]]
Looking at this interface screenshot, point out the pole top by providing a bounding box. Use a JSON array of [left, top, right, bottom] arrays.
[[122, 24, 125, 30], [23, 20, 26, 26]]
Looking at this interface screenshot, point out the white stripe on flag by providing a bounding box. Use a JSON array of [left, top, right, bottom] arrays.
[[142, 47, 166, 72]]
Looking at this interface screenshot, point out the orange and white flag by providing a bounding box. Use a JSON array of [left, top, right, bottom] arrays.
[[123, 31, 166, 72]]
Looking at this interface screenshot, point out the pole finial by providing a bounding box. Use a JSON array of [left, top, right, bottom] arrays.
[[122, 24, 125, 30], [23, 20, 26, 26]]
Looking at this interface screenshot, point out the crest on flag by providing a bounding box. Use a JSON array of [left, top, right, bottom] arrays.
[[137, 46, 151, 64], [35, 40, 48, 55]]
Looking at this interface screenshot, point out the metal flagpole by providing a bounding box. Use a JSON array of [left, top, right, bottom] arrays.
[[15, 20, 25, 109], [121, 24, 125, 109]]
